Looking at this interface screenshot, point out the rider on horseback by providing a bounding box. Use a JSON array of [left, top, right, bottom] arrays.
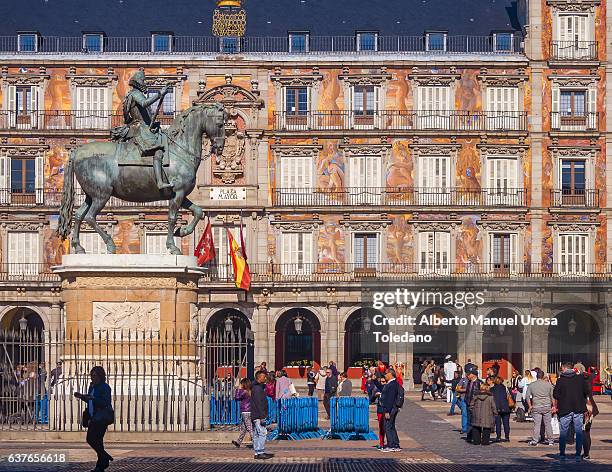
[[117, 70, 172, 190]]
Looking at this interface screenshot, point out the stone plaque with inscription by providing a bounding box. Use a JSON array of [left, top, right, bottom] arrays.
[[210, 186, 247, 201]]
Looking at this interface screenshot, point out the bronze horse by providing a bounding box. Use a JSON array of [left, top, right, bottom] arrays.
[[57, 103, 227, 255]]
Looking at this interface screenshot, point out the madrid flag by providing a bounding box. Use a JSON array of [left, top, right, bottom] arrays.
[[228, 229, 251, 291], [194, 219, 216, 266]]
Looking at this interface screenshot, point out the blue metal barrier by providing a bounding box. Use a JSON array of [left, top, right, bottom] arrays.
[[210, 396, 278, 426], [35, 394, 49, 424], [328, 397, 377, 440], [272, 397, 323, 440]]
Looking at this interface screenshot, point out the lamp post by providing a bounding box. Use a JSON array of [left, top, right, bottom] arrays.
[[224, 316, 234, 333], [18, 313, 27, 333], [294, 314, 303, 335], [362, 316, 372, 333], [568, 316, 577, 336]]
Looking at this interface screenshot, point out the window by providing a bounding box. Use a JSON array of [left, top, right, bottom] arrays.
[[279, 154, 313, 202], [151, 33, 172, 52], [418, 155, 450, 204], [416, 85, 451, 128], [7, 85, 39, 129], [555, 14, 592, 59], [8, 232, 39, 276], [490, 233, 518, 273], [147, 86, 175, 125], [486, 87, 519, 129], [17, 33, 38, 52], [75, 86, 108, 129], [418, 231, 450, 275], [487, 157, 518, 205], [558, 233, 588, 275], [212, 226, 238, 278], [356, 32, 378, 51], [284, 87, 309, 126], [81, 232, 108, 255], [493, 33, 513, 52], [559, 159, 587, 205], [144, 232, 180, 255], [552, 88, 596, 130], [353, 233, 378, 270], [289, 32, 309, 52], [83, 34, 103, 52], [220, 37, 239, 53], [425, 32, 447, 51], [0, 152, 43, 204], [351, 85, 377, 127], [280, 232, 313, 275], [348, 155, 382, 204]]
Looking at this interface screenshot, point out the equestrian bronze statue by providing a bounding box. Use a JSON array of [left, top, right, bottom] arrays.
[[57, 71, 227, 255]]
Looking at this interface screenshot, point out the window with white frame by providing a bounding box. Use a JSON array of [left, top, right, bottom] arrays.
[[557, 158, 588, 206], [289, 32, 309, 52], [356, 32, 378, 51], [220, 36, 240, 53], [144, 232, 180, 255], [75, 86, 109, 129], [349, 85, 379, 127], [80, 232, 108, 255], [283, 87, 309, 127], [0, 151, 44, 204], [353, 233, 378, 269], [17, 33, 38, 52], [152, 33, 172, 52], [83, 33, 104, 52], [6, 85, 39, 129], [7, 231, 39, 276], [486, 86, 519, 129], [418, 231, 450, 274], [279, 154, 313, 203], [493, 33, 514, 52], [486, 157, 519, 205], [558, 233, 589, 275], [280, 232, 313, 275], [554, 13, 593, 59], [418, 155, 450, 204], [551, 86, 596, 130], [489, 233, 518, 273], [425, 32, 447, 51], [416, 85, 451, 128], [348, 154, 382, 204]]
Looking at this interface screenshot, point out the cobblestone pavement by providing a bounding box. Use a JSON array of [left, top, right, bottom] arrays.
[[0, 393, 610, 471]]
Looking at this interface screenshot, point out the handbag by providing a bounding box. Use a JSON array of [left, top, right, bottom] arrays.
[[507, 394, 515, 409], [81, 409, 91, 428], [551, 415, 560, 435], [93, 407, 115, 426]]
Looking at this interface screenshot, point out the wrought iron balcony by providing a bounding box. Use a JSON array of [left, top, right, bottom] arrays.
[[273, 110, 527, 132], [0, 263, 59, 282], [0, 35, 523, 55], [550, 112, 599, 132], [550, 189, 599, 208], [551, 41, 598, 61], [274, 187, 527, 207]]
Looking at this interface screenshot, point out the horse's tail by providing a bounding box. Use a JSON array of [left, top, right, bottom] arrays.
[[57, 149, 76, 240]]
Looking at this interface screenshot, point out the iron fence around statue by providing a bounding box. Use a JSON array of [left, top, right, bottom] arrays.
[[0, 328, 250, 433]]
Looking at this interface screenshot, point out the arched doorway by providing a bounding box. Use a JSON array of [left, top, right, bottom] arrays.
[[204, 309, 252, 387], [274, 308, 321, 371], [548, 310, 600, 374], [0, 307, 44, 333], [344, 309, 389, 371], [482, 309, 523, 378], [413, 308, 458, 385]]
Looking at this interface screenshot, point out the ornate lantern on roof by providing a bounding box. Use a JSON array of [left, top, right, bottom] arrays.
[[212, 0, 247, 37]]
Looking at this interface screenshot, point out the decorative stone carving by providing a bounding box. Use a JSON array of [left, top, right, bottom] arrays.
[[477, 74, 527, 87], [62, 276, 181, 289], [408, 72, 460, 86], [211, 115, 245, 184], [410, 144, 461, 156], [338, 72, 392, 86], [66, 74, 118, 87], [1, 74, 49, 86], [340, 144, 391, 157], [548, 221, 598, 232], [547, 0, 599, 12], [93, 302, 160, 335], [144, 74, 187, 87], [480, 220, 528, 231], [271, 218, 322, 231], [548, 146, 598, 158], [271, 145, 322, 158], [0, 145, 48, 157], [0, 220, 46, 231], [412, 220, 461, 231], [478, 145, 528, 156], [271, 73, 323, 90], [548, 75, 599, 87], [340, 219, 391, 230]]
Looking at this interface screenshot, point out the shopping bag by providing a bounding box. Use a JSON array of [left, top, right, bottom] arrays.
[[551, 415, 560, 435]]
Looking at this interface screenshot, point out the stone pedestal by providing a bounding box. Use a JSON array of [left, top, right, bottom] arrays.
[[54, 254, 202, 335]]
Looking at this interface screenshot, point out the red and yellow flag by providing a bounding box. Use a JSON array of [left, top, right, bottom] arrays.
[[227, 228, 250, 291]]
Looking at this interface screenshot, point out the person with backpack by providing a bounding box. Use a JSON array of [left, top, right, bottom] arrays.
[[380, 368, 403, 452]]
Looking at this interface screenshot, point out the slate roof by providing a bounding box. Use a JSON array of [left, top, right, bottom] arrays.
[[0, 0, 522, 37]]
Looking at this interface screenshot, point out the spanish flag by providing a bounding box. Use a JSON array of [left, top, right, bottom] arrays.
[[228, 228, 251, 291]]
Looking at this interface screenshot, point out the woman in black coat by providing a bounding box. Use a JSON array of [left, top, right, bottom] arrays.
[[490, 376, 512, 442], [74, 366, 114, 471]]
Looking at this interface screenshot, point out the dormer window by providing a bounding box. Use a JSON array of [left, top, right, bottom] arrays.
[[493, 32, 514, 52], [17, 32, 38, 52], [425, 31, 447, 52], [220, 37, 240, 53], [289, 32, 309, 53], [356, 31, 378, 51], [83, 33, 104, 53], [151, 32, 172, 52]]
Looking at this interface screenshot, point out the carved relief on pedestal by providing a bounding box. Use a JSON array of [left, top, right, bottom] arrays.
[[93, 301, 160, 336]]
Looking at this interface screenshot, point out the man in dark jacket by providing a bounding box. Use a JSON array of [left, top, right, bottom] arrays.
[[251, 371, 274, 460], [553, 362, 590, 461], [323, 368, 338, 420], [380, 368, 401, 452], [463, 366, 482, 443]]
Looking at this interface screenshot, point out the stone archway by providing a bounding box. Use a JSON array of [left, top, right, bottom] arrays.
[[482, 308, 523, 378], [548, 310, 600, 374], [274, 308, 321, 371], [343, 308, 389, 371], [0, 307, 45, 333]]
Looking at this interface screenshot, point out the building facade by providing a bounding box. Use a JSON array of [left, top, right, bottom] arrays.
[[0, 0, 609, 384]]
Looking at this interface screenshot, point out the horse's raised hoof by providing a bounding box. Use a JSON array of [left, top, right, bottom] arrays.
[[72, 244, 86, 254], [176, 227, 191, 237], [168, 247, 182, 256], [106, 244, 117, 254]]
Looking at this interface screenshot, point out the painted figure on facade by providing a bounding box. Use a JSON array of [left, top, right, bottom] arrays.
[[57, 87, 228, 255]]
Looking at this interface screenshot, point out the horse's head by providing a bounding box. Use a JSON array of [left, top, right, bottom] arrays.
[[202, 103, 227, 156]]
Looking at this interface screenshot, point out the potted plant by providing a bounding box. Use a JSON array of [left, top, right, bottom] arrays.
[[283, 359, 312, 378]]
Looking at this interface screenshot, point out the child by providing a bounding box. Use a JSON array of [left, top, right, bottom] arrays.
[[469, 383, 498, 445], [232, 378, 253, 448]]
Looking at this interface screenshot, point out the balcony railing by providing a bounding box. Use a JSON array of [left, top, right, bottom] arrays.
[[551, 41, 598, 61], [550, 112, 599, 132], [0, 189, 166, 208], [0, 263, 59, 282], [274, 110, 527, 132], [201, 262, 611, 283], [274, 187, 527, 207], [551, 189, 599, 208], [0, 35, 523, 55]]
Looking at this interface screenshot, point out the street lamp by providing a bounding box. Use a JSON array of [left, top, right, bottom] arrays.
[[294, 314, 303, 335], [362, 316, 372, 332], [498, 323, 505, 336], [568, 316, 577, 336], [18, 314, 27, 332], [224, 316, 234, 333]]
